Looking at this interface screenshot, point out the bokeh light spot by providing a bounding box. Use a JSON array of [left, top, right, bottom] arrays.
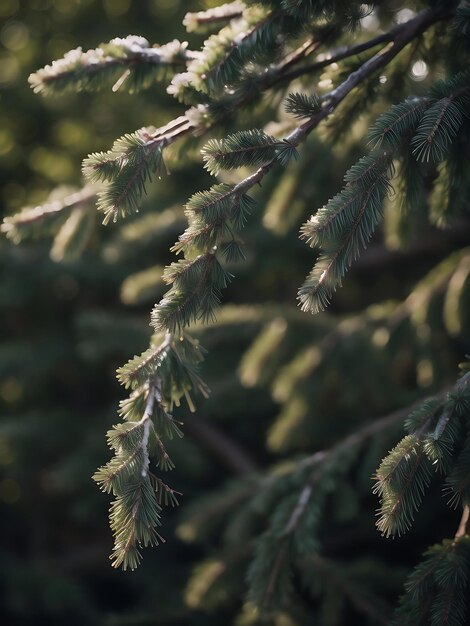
[[1, 20, 29, 51], [0, 0, 19, 18], [0, 53, 20, 85], [0, 478, 21, 504], [0, 377, 23, 404], [411, 60, 428, 81], [104, 0, 131, 17]]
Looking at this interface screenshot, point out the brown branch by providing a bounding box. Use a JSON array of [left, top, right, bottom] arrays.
[[1, 186, 96, 233], [184, 3, 244, 29], [280, 30, 393, 83], [455, 504, 470, 540]]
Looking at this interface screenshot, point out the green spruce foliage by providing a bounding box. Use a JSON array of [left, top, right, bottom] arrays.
[[3, 0, 470, 624]]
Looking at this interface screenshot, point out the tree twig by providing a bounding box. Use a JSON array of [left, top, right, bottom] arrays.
[[280, 30, 393, 83], [455, 505, 470, 540]]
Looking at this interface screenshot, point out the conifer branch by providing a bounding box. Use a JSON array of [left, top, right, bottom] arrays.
[[247, 388, 453, 613], [183, 2, 245, 34], [151, 252, 233, 333], [1, 186, 96, 244], [93, 382, 170, 570], [184, 6, 280, 94], [22, 3, 454, 240], [392, 534, 470, 625], [279, 30, 394, 83], [214, 4, 452, 218], [75, 31, 340, 228], [411, 97, 463, 163], [29, 37, 195, 95], [93, 330, 211, 568], [117, 334, 172, 390], [375, 369, 470, 539], [81, 7, 442, 232]]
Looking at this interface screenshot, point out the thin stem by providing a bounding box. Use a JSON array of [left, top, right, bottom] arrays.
[[139, 382, 156, 478], [455, 505, 470, 539], [1, 186, 96, 231], [280, 30, 393, 83], [184, 3, 244, 29]]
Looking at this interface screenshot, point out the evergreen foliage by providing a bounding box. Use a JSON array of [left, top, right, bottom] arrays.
[[2, 0, 470, 624], [29, 36, 192, 96], [392, 537, 470, 625]]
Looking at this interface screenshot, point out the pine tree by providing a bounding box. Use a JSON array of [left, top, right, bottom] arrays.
[[2, 1, 470, 624]]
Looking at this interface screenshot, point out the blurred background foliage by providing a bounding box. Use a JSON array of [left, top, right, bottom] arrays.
[[1, 1, 469, 625]]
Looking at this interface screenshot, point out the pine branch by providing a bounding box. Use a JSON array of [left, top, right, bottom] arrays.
[[284, 92, 321, 119], [29, 37, 195, 96], [190, 5, 454, 263], [73, 33, 334, 229], [202, 130, 289, 176], [94, 385, 169, 570], [151, 253, 232, 333], [297, 8, 463, 314], [1, 186, 96, 243], [392, 537, 470, 626], [117, 334, 172, 390], [279, 30, 394, 83], [368, 97, 430, 149], [375, 370, 470, 538], [23, 2, 454, 241], [411, 98, 464, 163], [183, 2, 245, 34], [181, 4, 445, 235], [80, 7, 447, 233], [247, 389, 452, 613], [299, 152, 393, 313], [84, 130, 169, 225], [94, 328, 211, 568], [81, 116, 193, 225], [186, 7, 280, 94], [375, 435, 433, 538], [118, 333, 208, 407]]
